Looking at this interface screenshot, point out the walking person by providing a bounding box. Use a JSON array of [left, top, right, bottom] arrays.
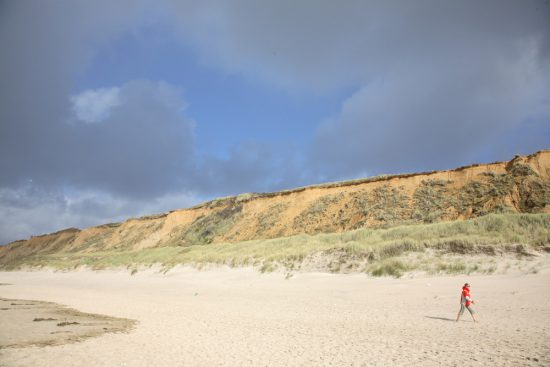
[[456, 283, 477, 322]]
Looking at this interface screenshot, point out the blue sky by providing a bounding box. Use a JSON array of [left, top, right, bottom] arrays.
[[78, 25, 347, 157], [0, 1, 549, 243]]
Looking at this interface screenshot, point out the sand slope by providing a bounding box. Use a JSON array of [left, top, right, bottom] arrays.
[[0, 268, 549, 366]]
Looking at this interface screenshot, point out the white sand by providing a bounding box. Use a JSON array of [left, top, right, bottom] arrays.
[[1, 267, 549, 366]]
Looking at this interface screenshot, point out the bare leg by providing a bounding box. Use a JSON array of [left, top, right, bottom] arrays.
[[468, 307, 477, 322]]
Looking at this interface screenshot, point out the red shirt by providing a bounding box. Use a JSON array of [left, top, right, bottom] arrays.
[[461, 287, 473, 307]]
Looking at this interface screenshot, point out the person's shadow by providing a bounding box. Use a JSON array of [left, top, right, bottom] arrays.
[[424, 316, 455, 322]]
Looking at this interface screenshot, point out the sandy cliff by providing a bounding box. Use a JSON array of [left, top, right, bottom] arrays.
[[1, 151, 549, 262]]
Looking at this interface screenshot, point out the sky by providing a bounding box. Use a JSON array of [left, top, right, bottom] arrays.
[[0, 0, 549, 244]]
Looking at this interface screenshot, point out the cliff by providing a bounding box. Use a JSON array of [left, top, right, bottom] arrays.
[[1, 150, 549, 266]]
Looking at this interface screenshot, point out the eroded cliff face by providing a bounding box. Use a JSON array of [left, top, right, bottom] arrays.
[[1, 151, 549, 262]]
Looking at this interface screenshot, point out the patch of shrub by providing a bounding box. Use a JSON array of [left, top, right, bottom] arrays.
[[292, 193, 344, 233], [412, 179, 455, 223], [181, 204, 243, 245], [458, 181, 489, 214], [352, 185, 410, 227], [508, 162, 537, 177], [455, 172, 520, 216], [492, 203, 515, 214], [487, 173, 515, 197], [257, 203, 289, 233], [517, 178, 550, 212], [372, 185, 410, 223]]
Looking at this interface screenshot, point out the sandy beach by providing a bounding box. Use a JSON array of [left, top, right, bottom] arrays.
[[1, 266, 549, 366]]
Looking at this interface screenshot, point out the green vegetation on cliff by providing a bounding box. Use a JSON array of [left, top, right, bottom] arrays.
[[2, 214, 548, 277]]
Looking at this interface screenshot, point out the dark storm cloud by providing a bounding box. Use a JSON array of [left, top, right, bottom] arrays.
[[172, 1, 549, 91], [195, 141, 308, 197], [0, 0, 147, 188], [0, 0, 301, 244], [67, 80, 196, 197], [0, 183, 200, 244], [0, 1, 202, 242], [311, 55, 549, 178], [0, 1, 303, 200], [170, 0, 550, 178], [1, 1, 549, 243], [3, 0, 548, 194], [0, 76, 202, 244], [0, 2, 200, 198]]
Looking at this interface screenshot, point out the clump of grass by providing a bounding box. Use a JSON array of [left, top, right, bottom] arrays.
[[435, 261, 467, 274], [377, 240, 422, 259], [259, 262, 276, 273], [468, 264, 480, 274], [370, 260, 408, 278]]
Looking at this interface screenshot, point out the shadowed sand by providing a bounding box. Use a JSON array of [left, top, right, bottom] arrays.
[[0, 265, 549, 366]]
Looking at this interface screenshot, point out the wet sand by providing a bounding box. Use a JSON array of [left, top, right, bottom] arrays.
[[0, 297, 135, 349], [0, 266, 549, 366]]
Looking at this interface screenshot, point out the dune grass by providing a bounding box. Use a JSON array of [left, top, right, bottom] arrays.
[[2, 214, 549, 275]]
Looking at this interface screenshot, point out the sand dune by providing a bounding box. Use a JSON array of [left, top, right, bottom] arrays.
[[1, 267, 549, 366]]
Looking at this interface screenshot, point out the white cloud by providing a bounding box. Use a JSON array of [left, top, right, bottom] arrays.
[[70, 87, 121, 123]]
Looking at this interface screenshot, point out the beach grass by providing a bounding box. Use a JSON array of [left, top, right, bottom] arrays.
[[3, 213, 548, 276]]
